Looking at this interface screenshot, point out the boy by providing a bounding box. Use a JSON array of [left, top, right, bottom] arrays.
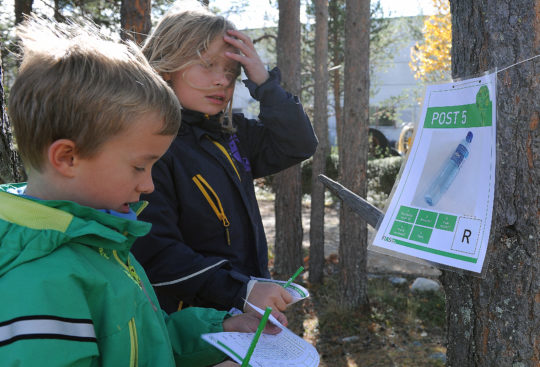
[[0, 16, 279, 367]]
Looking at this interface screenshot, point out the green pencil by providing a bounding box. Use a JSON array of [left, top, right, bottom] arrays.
[[283, 265, 304, 289], [241, 306, 272, 367]]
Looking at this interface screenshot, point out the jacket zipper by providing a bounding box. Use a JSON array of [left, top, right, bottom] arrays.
[[112, 250, 158, 311], [128, 318, 138, 367], [192, 174, 231, 245], [112, 249, 157, 367], [207, 137, 241, 181]]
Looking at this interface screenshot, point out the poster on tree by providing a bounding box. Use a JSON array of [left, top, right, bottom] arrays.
[[370, 72, 496, 274]]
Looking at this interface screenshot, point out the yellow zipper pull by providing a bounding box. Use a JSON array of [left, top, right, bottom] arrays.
[[222, 214, 231, 245], [225, 227, 231, 246]]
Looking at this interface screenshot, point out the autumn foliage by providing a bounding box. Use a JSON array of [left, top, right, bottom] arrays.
[[410, 0, 451, 82]]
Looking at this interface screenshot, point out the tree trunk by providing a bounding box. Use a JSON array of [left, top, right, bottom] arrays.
[[445, 0, 539, 365], [120, 0, 152, 44], [14, 0, 33, 25], [0, 56, 25, 184], [309, 0, 329, 284], [53, 0, 63, 22], [338, 0, 370, 310], [329, 1, 343, 150], [273, 0, 303, 278]]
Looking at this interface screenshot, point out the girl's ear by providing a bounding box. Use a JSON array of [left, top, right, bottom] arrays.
[[47, 139, 78, 178]]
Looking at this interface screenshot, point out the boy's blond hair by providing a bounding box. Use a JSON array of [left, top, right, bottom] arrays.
[[8, 16, 182, 172], [142, 5, 239, 131]]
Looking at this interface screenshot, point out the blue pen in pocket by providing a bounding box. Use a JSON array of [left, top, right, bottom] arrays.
[[424, 131, 473, 206]]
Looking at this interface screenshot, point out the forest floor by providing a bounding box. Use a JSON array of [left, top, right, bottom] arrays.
[[258, 196, 447, 367]]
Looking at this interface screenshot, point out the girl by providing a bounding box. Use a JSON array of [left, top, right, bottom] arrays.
[[132, 5, 318, 316]]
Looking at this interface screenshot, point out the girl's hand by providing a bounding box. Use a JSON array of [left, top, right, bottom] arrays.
[[247, 282, 292, 312], [224, 29, 269, 86], [244, 282, 291, 325], [223, 312, 282, 335]]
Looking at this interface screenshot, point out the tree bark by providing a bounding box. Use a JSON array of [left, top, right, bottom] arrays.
[[14, 0, 33, 25], [309, 0, 329, 284], [0, 56, 25, 184], [120, 0, 152, 44], [329, 1, 343, 150], [338, 0, 370, 310], [273, 0, 303, 278], [445, 1, 539, 365]]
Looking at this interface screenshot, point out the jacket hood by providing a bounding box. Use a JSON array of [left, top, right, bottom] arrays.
[[0, 183, 151, 277]]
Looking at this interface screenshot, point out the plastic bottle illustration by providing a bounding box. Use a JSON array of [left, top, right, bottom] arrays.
[[424, 131, 473, 206]]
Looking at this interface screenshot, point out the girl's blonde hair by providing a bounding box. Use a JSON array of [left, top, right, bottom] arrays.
[[142, 5, 239, 131]]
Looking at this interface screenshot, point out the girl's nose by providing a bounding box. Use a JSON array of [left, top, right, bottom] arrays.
[[213, 71, 230, 86]]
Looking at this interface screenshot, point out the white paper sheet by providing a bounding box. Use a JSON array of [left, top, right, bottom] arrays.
[[370, 72, 497, 273], [202, 326, 319, 367], [203, 300, 319, 366]]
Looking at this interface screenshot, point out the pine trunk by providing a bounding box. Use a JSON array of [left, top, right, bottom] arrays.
[[338, 0, 370, 310], [14, 0, 33, 24], [309, 0, 329, 284], [120, 0, 151, 44], [444, 0, 540, 365], [329, 1, 343, 151], [273, 0, 304, 278], [0, 58, 25, 184]]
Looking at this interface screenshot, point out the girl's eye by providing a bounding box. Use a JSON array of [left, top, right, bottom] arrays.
[[224, 72, 235, 82], [134, 166, 145, 172]]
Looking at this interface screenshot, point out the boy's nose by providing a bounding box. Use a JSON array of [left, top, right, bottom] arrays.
[[137, 174, 155, 194]]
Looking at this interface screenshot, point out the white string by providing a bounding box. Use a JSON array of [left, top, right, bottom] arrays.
[[496, 54, 540, 73]]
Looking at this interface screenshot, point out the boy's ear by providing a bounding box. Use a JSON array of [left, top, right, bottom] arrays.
[[47, 139, 78, 178]]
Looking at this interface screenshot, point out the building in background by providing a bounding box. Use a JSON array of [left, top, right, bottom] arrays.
[[232, 17, 424, 151]]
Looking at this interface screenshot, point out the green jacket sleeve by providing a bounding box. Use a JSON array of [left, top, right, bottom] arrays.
[[0, 264, 98, 367], [165, 307, 229, 367]]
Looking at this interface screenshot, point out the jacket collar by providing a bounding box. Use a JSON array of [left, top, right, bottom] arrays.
[[181, 109, 224, 135], [0, 184, 151, 276]]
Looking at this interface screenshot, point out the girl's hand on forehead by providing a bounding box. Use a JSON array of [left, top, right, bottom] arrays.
[[224, 29, 269, 86]]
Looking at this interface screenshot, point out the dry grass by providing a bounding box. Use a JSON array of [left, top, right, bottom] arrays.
[[282, 266, 446, 367]]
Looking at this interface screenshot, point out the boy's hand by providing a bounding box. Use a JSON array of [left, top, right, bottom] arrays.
[[214, 362, 239, 367], [223, 312, 282, 335], [224, 29, 269, 86]]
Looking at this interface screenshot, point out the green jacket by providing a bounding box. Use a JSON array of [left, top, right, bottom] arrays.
[[0, 183, 227, 367]]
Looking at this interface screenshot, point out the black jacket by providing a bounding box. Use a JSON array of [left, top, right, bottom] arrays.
[[132, 68, 317, 313]]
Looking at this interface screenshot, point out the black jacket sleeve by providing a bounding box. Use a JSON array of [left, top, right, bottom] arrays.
[[239, 67, 318, 178]]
